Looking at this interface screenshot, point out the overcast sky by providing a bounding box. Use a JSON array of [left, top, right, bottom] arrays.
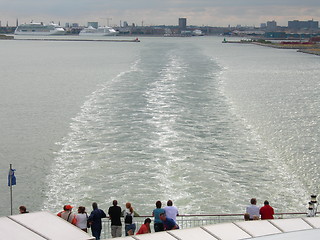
[[0, 0, 319, 27]]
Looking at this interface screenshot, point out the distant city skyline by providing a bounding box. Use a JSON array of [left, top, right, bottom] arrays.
[[0, 0, 319, 27]]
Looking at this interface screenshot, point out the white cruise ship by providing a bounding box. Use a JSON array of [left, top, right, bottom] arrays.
[[79, 26, 118, 36], [14, 22, 65, 35]]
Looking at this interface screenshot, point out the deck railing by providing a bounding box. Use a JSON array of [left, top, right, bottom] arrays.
[[99, 212, 309, 239]]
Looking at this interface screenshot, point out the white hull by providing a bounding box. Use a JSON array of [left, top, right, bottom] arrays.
[[79, 32, 117, 36], [14, 23, 65, 36], [79, 26, 118, 36], [14, 29, 66, 36]]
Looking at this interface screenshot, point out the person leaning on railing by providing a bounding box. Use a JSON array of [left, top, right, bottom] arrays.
[[246, 198, 260, 220], [259, 200, 274, 220], [123, 202, 138, 236], [160, 213, 179, 230], [164, 200, 179, 222], [87, 202, 107, 240], [108, 200, 122, 238], [136, 218, 152, 235]]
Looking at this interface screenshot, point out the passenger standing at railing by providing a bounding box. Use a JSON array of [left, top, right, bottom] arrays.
[[152, 201, 165, 232], [123, 202, 137, 236], [57, 205, 77, 225], [88, 202, 107, 240], [164, 200, 179, 222], [108, 200, 122, 238], [259, 200, 274, 220], [75, 206, 88, 232], [246, 198, 260, 220]]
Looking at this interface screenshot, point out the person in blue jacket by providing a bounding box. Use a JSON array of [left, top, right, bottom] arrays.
[[88, 202, 107, 240], [159, 213, 179, 230]]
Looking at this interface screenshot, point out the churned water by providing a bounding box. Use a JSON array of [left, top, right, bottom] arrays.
[[0, 36, 319, 216]]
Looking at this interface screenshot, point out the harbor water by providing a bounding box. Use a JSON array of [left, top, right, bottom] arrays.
[[0, 36, 319, 217]]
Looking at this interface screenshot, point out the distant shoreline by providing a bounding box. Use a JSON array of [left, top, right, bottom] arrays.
[[0, 35, 140, 42], [13, 38, 140, 42], [223, 38, 320, 56], [297, 49, 320, 56], [252, 42, 320, 56]]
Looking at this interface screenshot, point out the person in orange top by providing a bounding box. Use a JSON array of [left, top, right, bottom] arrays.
[[136, 218, 151, 235], [259, 200, 274, 220], [57, 205, 77, 225]]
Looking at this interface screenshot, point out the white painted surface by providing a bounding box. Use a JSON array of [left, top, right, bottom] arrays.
[[134, 231, 179, 240], [251, 228, 320, 240], [302, 217, 320, 228], [269, 218, 313, 232], [170, 227, 218, 240], [235, 220, 282, 237], [0, 217, 45, 240], [9, 211, 95, 240], [203, 222, 252, 240]]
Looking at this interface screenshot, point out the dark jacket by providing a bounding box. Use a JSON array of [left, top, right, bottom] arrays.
[[88, 208, 107, 229], [108, 206, 122, 226]]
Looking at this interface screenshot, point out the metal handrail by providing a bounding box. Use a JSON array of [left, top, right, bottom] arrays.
[[98, 212, 310, 239], [134, 212, 309, 217]]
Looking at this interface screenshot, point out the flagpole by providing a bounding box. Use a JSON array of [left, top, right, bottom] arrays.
[[9, 163, 13, 215]]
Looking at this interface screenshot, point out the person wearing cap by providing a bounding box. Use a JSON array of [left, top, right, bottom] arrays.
[[57, 205, 77, 225]]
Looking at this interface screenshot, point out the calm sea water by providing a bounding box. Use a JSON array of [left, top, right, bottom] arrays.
[[0, 36, 319, 217]]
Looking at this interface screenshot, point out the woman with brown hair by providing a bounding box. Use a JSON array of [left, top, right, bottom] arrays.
[[75, 206, 88, 232], [124, 202, 137, 236]]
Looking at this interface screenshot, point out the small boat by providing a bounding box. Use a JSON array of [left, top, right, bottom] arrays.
[[192, 29, 204, 36]]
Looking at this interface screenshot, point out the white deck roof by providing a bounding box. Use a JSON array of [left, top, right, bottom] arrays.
[[203, 222, 251, 240], [106, 217, 320, 240], [0, 211, 95, 240], [251, 228, 320, 240]]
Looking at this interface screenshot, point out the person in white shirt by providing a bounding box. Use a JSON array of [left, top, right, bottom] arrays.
[[245, 198, 260, 220], [75, 206, 88, 232], [164, 200, 179, 222]]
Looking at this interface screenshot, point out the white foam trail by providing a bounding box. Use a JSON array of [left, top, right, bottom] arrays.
[[43, 58, 143, 212]]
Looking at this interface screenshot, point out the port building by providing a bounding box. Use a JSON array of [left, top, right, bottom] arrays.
[[179, 18, 187, 30], [288, 20, 319, 30]]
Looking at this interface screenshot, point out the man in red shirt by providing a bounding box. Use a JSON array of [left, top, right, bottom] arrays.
[[259, 200, 274, 220], [136, 218, 151, 235]]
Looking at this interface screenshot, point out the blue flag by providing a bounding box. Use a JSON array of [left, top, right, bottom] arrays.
[[8, 168, 16, 187]]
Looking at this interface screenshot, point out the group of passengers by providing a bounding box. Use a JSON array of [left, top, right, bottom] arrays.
[[55, 199, 179, 239], [22, 198, 274, 239], [245, 198, 274, 221]]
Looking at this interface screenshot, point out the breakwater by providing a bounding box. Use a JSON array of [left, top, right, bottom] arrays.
[[297, 49, 320, 56], [223, 39, 320, 56], [1, 37, 140, 42], [251, 42, 317, 49], [0, 34, 14, 40]]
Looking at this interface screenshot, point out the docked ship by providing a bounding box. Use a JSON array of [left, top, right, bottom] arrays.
[[14, 22, 65, 35], [192, 29, 204, 36], [79, 26, 118, 36]]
